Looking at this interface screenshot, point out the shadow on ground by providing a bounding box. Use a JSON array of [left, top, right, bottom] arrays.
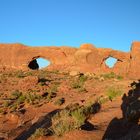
[[103, 80, 140, 140], [13, 109, 60, 140]]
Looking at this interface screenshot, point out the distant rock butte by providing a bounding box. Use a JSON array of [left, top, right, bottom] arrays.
[[0, 42, 140, 78]]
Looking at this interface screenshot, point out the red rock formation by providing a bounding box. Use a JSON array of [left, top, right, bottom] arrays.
[[0, 42, 140, 78]]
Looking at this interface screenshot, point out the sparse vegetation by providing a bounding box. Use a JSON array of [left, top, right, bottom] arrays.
[[10, 90, 22, 99], [101, 72, 123, 80], [97, 96, 109, 104], [28, 128, 48, 140], [50, 102, 100, 136], [0, 89, 55, 113], [106, 86, 123, 101], [71, 75, 88, 92], [54, 98, 65, 106], [0, 69, 128, 139]]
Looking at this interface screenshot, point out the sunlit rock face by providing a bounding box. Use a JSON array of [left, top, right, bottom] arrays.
[[0, 42, 139, 78]]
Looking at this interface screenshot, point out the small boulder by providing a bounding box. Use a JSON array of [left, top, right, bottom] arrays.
[[99, 77, 105, 81]]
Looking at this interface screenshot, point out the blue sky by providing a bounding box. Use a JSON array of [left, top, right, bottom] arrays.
[[0, 0, 140, 68]]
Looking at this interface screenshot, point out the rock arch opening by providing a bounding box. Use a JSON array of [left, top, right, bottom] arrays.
[[105, 57, 117, 68], [28, 57, 50, 70]]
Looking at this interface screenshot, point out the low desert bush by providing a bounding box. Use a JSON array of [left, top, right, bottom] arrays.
[[2, 90, 50, 113], [101, 72, 123, 80], [71, 75, 87, 92], [106, 86, 123, 101], [50, 102, 100, 136]]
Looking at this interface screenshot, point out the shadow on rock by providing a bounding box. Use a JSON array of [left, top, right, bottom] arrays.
[[103, 80, 140, 140]]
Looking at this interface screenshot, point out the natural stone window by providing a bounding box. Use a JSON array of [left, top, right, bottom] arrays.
[[105, 57, 117, 68], [28, 58, 50, 70]]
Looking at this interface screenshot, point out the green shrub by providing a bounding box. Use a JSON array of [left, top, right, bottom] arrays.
[[15, 70, 26, 78], [71, 82, 81, 89], [50, 102, 100, 136], [46, 90, 56, 102], [98, 96, 110, 104], [79, 75, 88, 83], [106, 86, 123, 101], [71, 75, 87, 92], [3, 100, 12, 107], [10, 90, 22, 99], [50, 109, 73, 136], [71, 108, 86, 128], [101, 72, 116, 79], [50, 83, 60, 93], [16, 95, 26, 104], [101, 72, 123, 80], [25, 92, 42, 105], [9, 103, 18, 112], [116, 75, 123, 80]]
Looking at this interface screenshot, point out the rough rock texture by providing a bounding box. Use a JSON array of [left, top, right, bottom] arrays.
[[0, 42, 140, 78]]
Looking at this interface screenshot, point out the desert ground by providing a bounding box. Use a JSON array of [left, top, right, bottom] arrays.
[[0, 69, 140, 140]]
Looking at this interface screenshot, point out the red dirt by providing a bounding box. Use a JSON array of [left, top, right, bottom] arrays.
[[0, 70, 138, 140]]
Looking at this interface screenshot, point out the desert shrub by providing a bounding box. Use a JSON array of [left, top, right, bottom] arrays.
[[2, 90, 47, 113], [15, 70, 34, 78], [10, 90, 22, 99], [15, 70, 26, 78], [51, 70, 59, 74], [50, 82, 60, 93], [45, 83, 59, 102], [106, 86, 123, 101], [71, 82, 81, 89], [116, 75, 123, 80], [71, 108, 86, 128], [79, 75, 88, 82], [101, 72, 116, 79], [3, 100, 12, 107], [46, 88, 57, 102], [54, 98, 65, 106], [71, 75, 87, 92], [50, 109, 73, 136], [25, 92, 42, 105], [101, 72, 123, 80], [28, 128, 48, 140], [50, 102, 100, 136], [16, 95, 26, 104], [9, 103, 18, 112], [78, 87, 87, 92], [98, 96, 109, 104]]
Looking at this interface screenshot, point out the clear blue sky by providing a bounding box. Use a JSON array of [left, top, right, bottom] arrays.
[[0, 0, 140, 68]]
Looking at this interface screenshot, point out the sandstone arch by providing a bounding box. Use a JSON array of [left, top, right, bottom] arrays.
[[27, 56, 51, 70], [0, 42, 140, 79], [104, 57, 118, 68]]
